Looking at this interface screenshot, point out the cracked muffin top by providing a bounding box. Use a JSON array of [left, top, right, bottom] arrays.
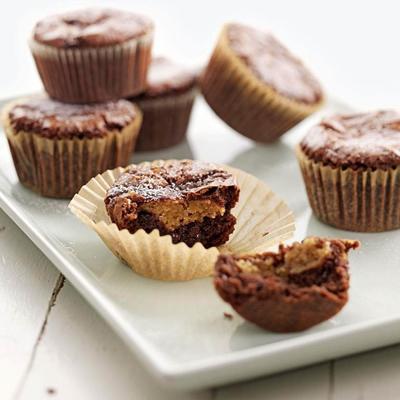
[[226, 23, 323, 104], [5, 96, 138, 139], [300, 111, 400, 169], [33, 8, 153, 48], [105, 159, 237, 203]]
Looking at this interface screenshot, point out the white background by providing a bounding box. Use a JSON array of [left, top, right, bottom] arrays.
[[1, 0, 400, 109], [2, 1, 400, 399]]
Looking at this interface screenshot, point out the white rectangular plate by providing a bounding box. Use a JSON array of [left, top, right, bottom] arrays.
[[1, 96, 400, 390]]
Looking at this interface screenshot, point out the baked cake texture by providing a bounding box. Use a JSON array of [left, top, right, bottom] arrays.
[[105, 160, 240, 248], [130, 57, 198, 151], [2, 96, 142, 198], [298, 111, 400, 232], [30, 8, 154, 103], [215, 237, 359, 332], [201, 22, 324, 142]]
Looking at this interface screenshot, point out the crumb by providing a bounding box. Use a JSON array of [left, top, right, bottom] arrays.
[[223, 312, 233, 320], [47, 388, 56, 395], [0, 226, 5, 232]]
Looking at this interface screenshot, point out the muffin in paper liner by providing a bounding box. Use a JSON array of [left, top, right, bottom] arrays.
[[297, 146, 400, 232], [30, 32, 153, 104], [135, 88, 197, 151], [201, 24, 324, 143], [68, 164, 295, 281], [2, 101, 142, 199]]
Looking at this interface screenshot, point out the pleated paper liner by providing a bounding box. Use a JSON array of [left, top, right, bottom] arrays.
[[30, 31, 153, 103], [297, 146, 400, 232], [201, 24, 324, 143], [135, 88, 197, 151], [2, 102, 142, 198], [68, 163, 295, 281]]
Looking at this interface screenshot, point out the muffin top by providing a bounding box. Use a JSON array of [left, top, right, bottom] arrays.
[[226, 23, 323, 104], [33, 8, 153, 48], [136, 57, 197, 99], [301, 111, 400, 169], [106, 159, 237, 202], [6, 97, 138, 139]]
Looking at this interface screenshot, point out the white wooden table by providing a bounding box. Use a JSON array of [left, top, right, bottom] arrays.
[[2, 0, 400, 398], [2, 206, 400, 400]]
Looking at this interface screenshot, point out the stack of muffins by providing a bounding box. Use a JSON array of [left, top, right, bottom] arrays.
[[9, 7, 400, 333], [2, 8, 198, 198]]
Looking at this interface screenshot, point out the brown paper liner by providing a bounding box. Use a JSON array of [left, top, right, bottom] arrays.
[[2, 105, 142, 199], [201, 25, 324, 143], [297, 146, 400, 232], [135, 88, 197, 151], [30, 32, 153, 104], [68, 163, 295, 281]]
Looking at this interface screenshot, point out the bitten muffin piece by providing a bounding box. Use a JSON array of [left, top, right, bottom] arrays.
[[297, 111, 400, 232], [105, 160, 240, 248], [201, 22, 323, 142], [215, 237, 359, 332], [2, 96, 142, 198], [130, 57, 198, 151], [30, 8, 154, 103]]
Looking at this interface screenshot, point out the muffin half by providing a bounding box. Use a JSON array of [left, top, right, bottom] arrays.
[[30, 8, 154, 103], [215, 237, 359, 332], [298, 111, 400, 232], [104, 159, 240, 248], [2, 96, 142, 198], [201, 23, 324, 142], [130, 57, 198, 151]]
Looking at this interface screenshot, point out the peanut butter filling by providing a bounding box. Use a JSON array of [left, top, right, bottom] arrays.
[[237, 237, 332, 277], [140, 199, 226, 230], [236, 259, 262, 273], [282, 238, 331, 275]]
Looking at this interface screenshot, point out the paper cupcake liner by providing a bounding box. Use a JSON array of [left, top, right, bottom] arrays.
[[134, 88, 197, 151], [297, 146, 400, 232], [201, 26, 323, 143], [30, 32, 153, 103], [3, 109, 142, 198], [68, 163, 295, 281]]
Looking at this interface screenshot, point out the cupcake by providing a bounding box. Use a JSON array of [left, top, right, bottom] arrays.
[[2, 96, 142, 198], [201, 23, 324, 142], [297, 111, 400, 232], [130, 57, 198, 151], [30, 8, 154, 103], [69, 161, 295, 280], [215, 237, 359, 332], [105, 159, 240, 248]]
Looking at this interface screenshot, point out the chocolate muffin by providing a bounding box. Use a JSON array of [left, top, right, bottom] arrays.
[[105, 159, 240, 248], [298, 111, 400, 232], [131, 57, 198, 151], [2, 96, 142, 198], [30, 8, 154, 103], [215, 237, 359, 333], [201, 23, 324, 142]]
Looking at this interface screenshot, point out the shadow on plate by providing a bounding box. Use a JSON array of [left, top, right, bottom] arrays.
[[229, 317, 338, 352], [304, 213, 400, 244], [10, 182, 69, 215], [130, 138, 194, 163]]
